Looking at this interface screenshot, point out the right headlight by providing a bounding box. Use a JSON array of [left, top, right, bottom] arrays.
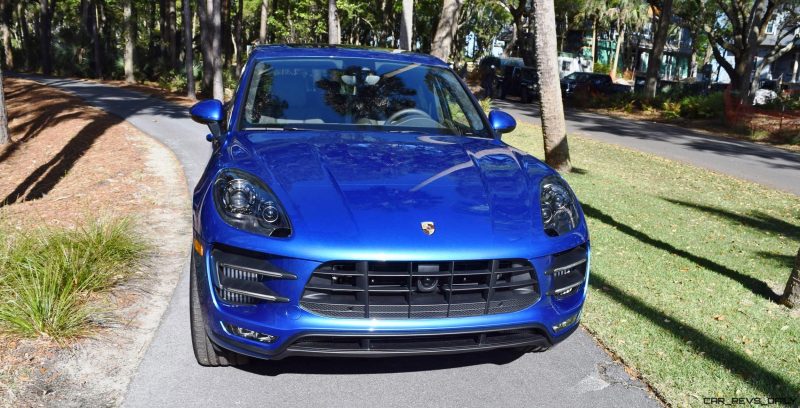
[[540, 175, 579, 237], [213, 169, 291, 238]]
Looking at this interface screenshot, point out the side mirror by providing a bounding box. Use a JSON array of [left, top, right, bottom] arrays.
[[488, 110, 516, 134], [190, 99, 224, 140]]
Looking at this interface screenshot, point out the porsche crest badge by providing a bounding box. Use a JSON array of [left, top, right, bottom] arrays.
[[421, 221, 435, 236]]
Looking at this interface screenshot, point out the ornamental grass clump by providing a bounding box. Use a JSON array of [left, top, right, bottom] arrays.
[[0, 218, 145, 339]]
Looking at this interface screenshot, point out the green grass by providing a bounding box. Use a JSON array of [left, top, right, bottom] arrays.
[[0, 219, 145, 340], [504, 123, 800, 406]]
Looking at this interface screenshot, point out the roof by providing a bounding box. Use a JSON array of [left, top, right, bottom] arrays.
[[249, 44, 449, 68]]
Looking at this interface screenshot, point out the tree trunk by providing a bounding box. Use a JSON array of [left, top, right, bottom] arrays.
[[430, 0, 462, 61], [610, 23, 625, 80], [198, 0, 211, 95], [560, 12, 567, 53], [39, 0, 55, 75], [233, 0, 243, 74], [259, 0, 268, 44], [740, 0, 769, 102], [211, 0, 223, 100], [0, 0, 13, 70], [399, 0, 413, 51], [782, 247, 800, 308], [123, 0, 135, 83], [0, 66, 7, 145], [591, 18, 597, 66], [532, 0, 571, 172], [168, 0, 178, 69], [328, 0, 340, 44], [17, 3, 30, 70], [89, 0, 103, 78], [793, 52, 800, 83], [183, 0, 195, 99], [644, 0, 673, 98]]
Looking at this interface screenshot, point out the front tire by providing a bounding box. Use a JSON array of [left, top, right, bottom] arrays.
[[190, 250, 249, 367]]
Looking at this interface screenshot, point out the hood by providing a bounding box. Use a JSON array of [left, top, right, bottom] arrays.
[[228, 131, 553, 256]]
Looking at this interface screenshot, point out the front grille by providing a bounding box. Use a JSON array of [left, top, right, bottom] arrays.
[[288, 328, 548, 353], [300, 259, 539, 319]]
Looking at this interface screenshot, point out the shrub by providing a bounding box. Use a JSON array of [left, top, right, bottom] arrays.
[[479, 98, 492, 113], [593, 62, 610, 74], [157, 70, 188, 93], [677, 93, 724, 120], [0, 219, 145, 339]]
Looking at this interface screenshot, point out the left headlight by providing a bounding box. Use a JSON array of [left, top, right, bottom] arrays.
[[540, 175, 579, 237], [213, 169, 291, 238]]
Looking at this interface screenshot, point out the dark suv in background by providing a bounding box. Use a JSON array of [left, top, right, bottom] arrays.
[[499, 66, 539, 103], [561, 72, 631, 97]]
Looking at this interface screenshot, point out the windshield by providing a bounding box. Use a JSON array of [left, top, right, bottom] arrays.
[[240, 58, 489, 137]]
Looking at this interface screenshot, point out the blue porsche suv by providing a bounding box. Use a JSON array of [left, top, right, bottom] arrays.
[[188, 45, 590, 366]]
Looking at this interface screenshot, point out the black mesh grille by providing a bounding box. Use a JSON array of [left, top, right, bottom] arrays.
[[300, 259, 539, 319]]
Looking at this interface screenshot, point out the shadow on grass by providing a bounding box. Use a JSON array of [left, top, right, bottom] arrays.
[[664, 198, 800, 240], [590, 274, 798, 398], [581, 203, 781, 302], [756, 251, 797, 270]]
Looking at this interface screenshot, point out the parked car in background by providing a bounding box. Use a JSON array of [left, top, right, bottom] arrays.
[[479, 56, 525, 98], [187, 45, 591, 366], [499, 66, 540, 103], [561, 72, 630, 97]]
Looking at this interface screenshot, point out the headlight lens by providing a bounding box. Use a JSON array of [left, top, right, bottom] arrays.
[[540, 175, 579, 236], [213, 169, 291, 237]]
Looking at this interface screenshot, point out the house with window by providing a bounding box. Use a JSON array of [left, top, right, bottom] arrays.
[[711, 12, 800, 85]]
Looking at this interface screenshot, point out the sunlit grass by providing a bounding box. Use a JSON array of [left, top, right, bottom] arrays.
[[0, 218, 145, 340], [505, 123, 800, 406]]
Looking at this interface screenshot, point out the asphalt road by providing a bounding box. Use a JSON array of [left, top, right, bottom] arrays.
[[493, 99, 800, 196], [24, 76, 664, 408]]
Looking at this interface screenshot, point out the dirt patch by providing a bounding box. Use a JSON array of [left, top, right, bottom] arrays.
[[0, 78, 190, 406]]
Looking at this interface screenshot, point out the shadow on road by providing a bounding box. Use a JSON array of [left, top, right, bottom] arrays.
[[492, 98, 800, 173], [241, 348, 525, 377]]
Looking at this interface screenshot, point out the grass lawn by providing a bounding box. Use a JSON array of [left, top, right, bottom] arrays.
[[503, 122, 800, 406]]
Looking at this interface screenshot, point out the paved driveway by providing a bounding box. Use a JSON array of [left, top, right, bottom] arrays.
[[493, 99, 800, 196], [26, 76, 659, 408]]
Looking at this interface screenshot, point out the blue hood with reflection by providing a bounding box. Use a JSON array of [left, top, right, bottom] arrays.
[[215, 130, 574, 258]]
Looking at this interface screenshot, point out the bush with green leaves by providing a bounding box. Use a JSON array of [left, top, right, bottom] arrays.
[[0, 219, 145, 339], [157, 70, 189, 93], [677, 93, 725, 119]]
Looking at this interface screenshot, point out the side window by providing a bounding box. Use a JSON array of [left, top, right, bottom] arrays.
[[443, 90, 471, 128], [432, 74, 484, 132]]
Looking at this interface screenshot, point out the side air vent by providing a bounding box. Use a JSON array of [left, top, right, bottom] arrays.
[[547, 245, 588, 298], [212, 248, 295, 305]]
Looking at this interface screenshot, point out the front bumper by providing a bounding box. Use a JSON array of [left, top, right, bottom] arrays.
[[194, 241, 590, 360]]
